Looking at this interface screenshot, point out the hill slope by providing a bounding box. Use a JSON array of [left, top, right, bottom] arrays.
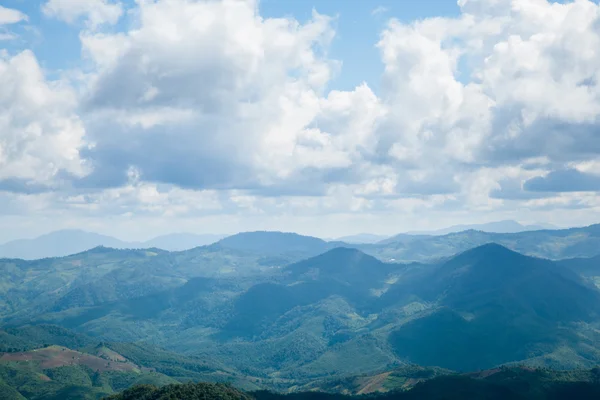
[[387, 244, 600, 370], [367, 223, 600, 262]]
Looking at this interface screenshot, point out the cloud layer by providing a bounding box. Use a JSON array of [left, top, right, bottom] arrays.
[[1, 0, 600, 239]]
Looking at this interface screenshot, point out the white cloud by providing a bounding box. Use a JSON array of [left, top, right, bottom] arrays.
[[371, 6, 388, 16], [78, 0, 363, 192], [0, 6, 27, 25], [42, 0, 123, 29], [4, 0, 600, 237], [0, 51, 89, 188], [0, 5, 28, 42]]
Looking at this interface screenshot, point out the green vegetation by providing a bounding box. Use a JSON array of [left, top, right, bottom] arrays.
[[104, 369, 600, 400], [5, 228, 600, 398], [0, 345, 178, 399], [106, 382, 253, 400]]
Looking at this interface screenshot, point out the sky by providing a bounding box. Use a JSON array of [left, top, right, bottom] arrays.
[[1, 0, 600, 242]]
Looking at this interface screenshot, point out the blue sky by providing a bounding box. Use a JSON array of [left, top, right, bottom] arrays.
[[1, 0, 600, 241], [260, 0, 462, 92]]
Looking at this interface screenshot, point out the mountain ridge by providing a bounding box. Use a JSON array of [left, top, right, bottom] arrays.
[[0, 230, 227, 260]]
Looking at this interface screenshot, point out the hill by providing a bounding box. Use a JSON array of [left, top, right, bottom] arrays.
[[402, 220, 553, 236], [558, 255, 600, 279], [0, 344, 178, 400], [386, 244, 600, 371], [366, 223, 600, 262]]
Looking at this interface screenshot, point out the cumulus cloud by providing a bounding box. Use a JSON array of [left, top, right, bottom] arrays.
[[4, 0, 600, 236], [0, 51, 89, 190], [79, 0, 367, 194], [42, 0, 123, 28]]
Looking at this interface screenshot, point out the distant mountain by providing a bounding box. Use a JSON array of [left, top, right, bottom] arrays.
[[142, 233, 226, 251], [330, 233, 390, 244], [0, 230, 130, 260], [367, 223, 600, 262], [216, 231, 343, 257], [401, 220, 556, 237], [0, 230, 226, 260]]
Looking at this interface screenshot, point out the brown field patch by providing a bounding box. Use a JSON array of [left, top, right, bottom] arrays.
[[94, 347, 128, 362], [37, 373, 51, 381], [357, 372, 392, 395], [0, 346, 138, 373]]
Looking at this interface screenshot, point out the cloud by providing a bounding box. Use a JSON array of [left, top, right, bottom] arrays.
[[78, 0, 380, 194], [0, 6, 27, 25], [524, 169, 600, 193], [5, 0, 600, 236], [0, 32, 18, 41], [0, 51, 89, 188], [0, 5, 28, 41], [371, 6, 388, 16], [42, 0, 123, 28]]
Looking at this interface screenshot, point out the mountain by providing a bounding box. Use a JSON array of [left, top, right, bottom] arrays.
[[5, 236, 600, 394], [287, 247, 395, 288], [558, 255, 600, 279], [142, 233, 226, 251], [386, 244, 600, 371], [401, 220, 556, 236], [367, 223, 600, 262], [0, 230, 130, 260], [0, 231, 227, 260], [330, 234, 389, 244], [215, 231, 342, 257]]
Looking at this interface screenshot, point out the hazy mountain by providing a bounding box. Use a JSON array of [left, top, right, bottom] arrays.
[[216, 231, 343, 257], [368, 223, 600, 262], [401, 220, 556, 237], [0, 230, 131, 260], [0, 230, 226, 260], [330, 233, 390, 244], [142, 233, 226, 251]]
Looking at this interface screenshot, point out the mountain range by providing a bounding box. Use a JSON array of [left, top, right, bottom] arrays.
[[0, 230, 227, 260], [0, 219, 565, 260], [3, 225, 600, 398], [401, 220, 557, 236]]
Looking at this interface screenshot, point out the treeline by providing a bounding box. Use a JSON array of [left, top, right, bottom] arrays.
[[106, 382, 253, 400], [106, 376, 600, 400]]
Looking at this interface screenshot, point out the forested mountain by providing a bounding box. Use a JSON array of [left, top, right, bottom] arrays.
[[3, 227, 600, 399], [366, 223, 600, 261]]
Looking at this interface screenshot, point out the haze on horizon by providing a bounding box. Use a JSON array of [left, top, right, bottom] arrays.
[[1, 0, 600, 243]]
